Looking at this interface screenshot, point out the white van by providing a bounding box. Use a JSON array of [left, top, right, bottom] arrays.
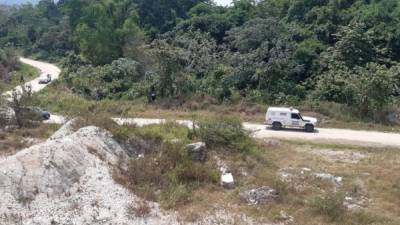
[[265, 107, 317, 132]]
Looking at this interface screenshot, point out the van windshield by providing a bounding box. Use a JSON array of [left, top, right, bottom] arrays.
[[299, 113, 304, 120]]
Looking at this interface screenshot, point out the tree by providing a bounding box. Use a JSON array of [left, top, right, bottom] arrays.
[[330, 22, 377, 68], [134, 0, 208, 38], [63, 0, 141, 65], [9, 85, 34, 128], [313, 62, 400, 119], [0, 48, 19, 81], [180, 3, 232, 43], [226, 17, 303, 102]]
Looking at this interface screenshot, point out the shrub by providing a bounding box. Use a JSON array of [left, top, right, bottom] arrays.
[[161, 184, 192, 209], [9, 85, 38, 128], [197, 116, 255, 153], [116, 141, 218, 208], [311, 191, 346, 222], [127, 200, 151, 218]]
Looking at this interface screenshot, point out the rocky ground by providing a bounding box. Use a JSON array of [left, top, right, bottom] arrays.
[[0, 121, 277, 225]]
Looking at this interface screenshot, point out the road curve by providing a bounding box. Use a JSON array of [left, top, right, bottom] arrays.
[[3, 58, 61, 99], [20, 58, 400, 148]]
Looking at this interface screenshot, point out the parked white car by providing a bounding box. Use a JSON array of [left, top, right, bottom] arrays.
[[265, 107, 318, 132], [38, 73, 51, 84]]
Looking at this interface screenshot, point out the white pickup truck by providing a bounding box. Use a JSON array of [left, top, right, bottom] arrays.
[[38, 73, 52, 84], [265, 107, 318, 132]]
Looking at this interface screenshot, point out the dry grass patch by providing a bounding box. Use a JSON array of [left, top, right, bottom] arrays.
[[127, 200, 151, 218], [0, 123, 60, 157]]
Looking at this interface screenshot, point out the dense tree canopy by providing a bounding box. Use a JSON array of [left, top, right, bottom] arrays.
[[1, 0, 400, 119]]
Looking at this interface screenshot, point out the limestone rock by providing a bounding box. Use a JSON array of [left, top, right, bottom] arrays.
[[221, 173, 234, 189], [186, 142, 206, 162], [48, 118, 79, 140], [240, 187, 279, 205]]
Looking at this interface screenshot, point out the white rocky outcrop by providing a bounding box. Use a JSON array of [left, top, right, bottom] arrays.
[[0, 126, 178, 225], [48, 118, 79, 140]]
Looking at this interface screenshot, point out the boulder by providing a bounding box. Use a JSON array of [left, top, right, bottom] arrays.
[[221, 173, 234, 189], [48, 118, 79, 140], [313, 172, 342, 186], [277, 210, 294, 224], [239, 186, 279, 205], [0, 126, 183, 225], [0, 126, 128, 200], [186, 142, 206, 162]]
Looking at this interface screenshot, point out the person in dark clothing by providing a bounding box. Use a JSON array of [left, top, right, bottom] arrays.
[[20, 74, 24, 83], [148, 86, 157, 103]]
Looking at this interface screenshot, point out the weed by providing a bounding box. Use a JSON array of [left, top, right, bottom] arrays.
[[127, 200, 151, 218], [114, 141, 218, 209], [310, 191, 346, 222], [161, 184, 192, 209]]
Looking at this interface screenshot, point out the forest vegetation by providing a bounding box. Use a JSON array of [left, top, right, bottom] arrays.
[[1, 0, 400, 121]]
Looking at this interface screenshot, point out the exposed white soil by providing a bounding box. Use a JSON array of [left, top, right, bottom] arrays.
[[0, 126, 178, 225], [309, 149, 368, 164]]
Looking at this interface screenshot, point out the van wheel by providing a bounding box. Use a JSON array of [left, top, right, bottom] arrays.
[[272, 122, 282, 131], [305, 124, 314, 133]]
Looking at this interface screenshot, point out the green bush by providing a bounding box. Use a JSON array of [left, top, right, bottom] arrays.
[[198, 116, 255, 153], [67, 58, 144, 100], [313, 63, 400, 121], [311, 191, 346, 222]]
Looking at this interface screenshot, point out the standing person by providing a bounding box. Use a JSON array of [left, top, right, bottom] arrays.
[[20, 74, 24, 83], [148, 86, 157, 103]]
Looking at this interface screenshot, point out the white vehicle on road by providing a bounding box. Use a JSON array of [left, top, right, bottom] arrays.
[[38, 73, 51, 84], [265, 107, 318, 132]]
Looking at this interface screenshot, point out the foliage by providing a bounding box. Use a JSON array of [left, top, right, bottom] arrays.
[[225, 17, 304, 103], [311, 191, 346, 222], [134, 0, 207, 38], [9, 85, 35, 128], [66, 58, 144, 100], [2, 0, 400, 120], [0, 48, 19, 80], [313, 62, 400, 119], [62, 0, 141, 65], [197, 115, 255, 153]]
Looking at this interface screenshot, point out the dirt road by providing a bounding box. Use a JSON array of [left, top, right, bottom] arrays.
[[3, 58, 61, 100], [112, 118, 400, 148], [19, 58, 400, 148]]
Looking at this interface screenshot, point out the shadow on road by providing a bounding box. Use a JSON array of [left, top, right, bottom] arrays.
[[266, 127, 320, 133]]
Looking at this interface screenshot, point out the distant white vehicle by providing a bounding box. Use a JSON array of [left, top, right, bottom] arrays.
[[265, 107, 318, 132], [38, 73, 51, 84]]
